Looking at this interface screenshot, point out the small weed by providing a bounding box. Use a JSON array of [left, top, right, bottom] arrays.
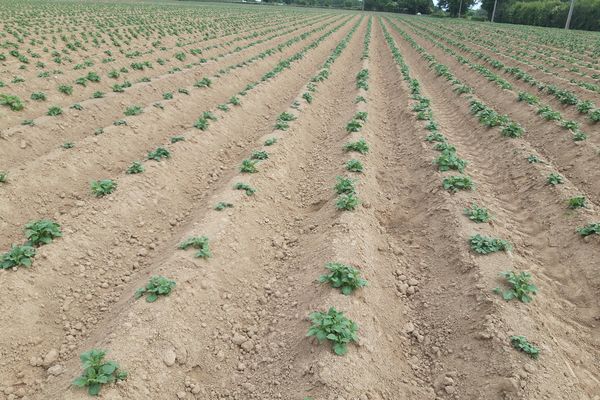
[[240, 159, 258, 173], [510, 336, 540, 359], [469, 234, 511, 254], [126, 161, 144, 174], [1, 245, 36, 269], [178, 236, 211, 258], [234, 182, 256, 196], [72, 349, 127, 396], [442, 175, 474, 192], [568, 196, 586, 209], [494, 271, 537, 303], [319, 262, 367, 295], [91, 179, 117, 197], [307, 307, 358, 356], [135, 275, 176, 302], [344, 138, 369, 154], [25, 220, 62, 247], [464, 204, 491, 223], [214, 202, 234, 211], [547, 173, 563, 185]]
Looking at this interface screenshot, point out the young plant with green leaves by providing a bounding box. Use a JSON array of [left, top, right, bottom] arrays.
[[469, 234, 511, 254], [547, 173, 563, 185], [47, 106, 62, 116], [319, 262, 367, 295], [91, 179, 117, 197], [147, 147, 170, 161], [568, 196, 586, 209], [25, 220, 62, 246], [234, 182, 256, 196], [345, 159, 363, 173], [307, 307, 358, 356], [435, 149, 467, 172], [240, 159, 258, 173], [494, 271, 537, 303], [464, 204, 491, 223], [229, 96, 241, 106], [0, 94, 25, 111], [442, 175, 474, 192], [135, 275, 176, 302], [124, 105, 142, 116], [1, 245, 36, 269], [250, 150, 268, 160], [264, 137, 277, 146], [510, 336, 540, 359], [336, 193, 359, 211], [344, 138, 369, 154], [178, 236, 211, 258], [126, 161, 144, 174], [170, 136, 185, 144], [0, 171, 7, 183], [577, 223, 600, 237], [214, 202, 234, 211], [72, 349, 127, 396]]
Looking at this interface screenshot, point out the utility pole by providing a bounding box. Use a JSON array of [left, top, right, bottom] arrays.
[[565, 0, 575, 29], [491, 0, 498, 22], [458, 0, 463, 18]]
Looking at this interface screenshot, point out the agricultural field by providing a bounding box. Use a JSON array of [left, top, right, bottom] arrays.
[[0, 1, 599, 399]]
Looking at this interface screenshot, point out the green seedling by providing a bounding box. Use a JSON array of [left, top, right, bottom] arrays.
[[469, 234, 511, 254], [234, 182, 256, 196], [126, 161, 144, 174], [302, 92, 312, 103], [203, 111, 217, 121], [435, 149, 467, 172], [577, 223, 600, 237], [464, 204, 491, 223], [1, 245, 36, 269], [170, 136, 185, 143], [71, 103, 83, 111], [163, 92, 173, 100], [355, 95, 366, 103], [334, 176, 356, 195], [275, 120, 289, 130], [278, 112, 296, 122], [194, 77, 212, 88], [62, 142, 74, 149], [147, 147, 170, 161], [502, 122, 524, 138], [250, 150, 268, 160], [345, 159, 363, 173], [319, 262, 367, 295], [47, 106, 62, 116], [217, 103, 229, 111], [124, 105, 142, 116], [30, 91, 46, 101], [72, 349, 127, 396], [178, 236, 211, 258], [425, 132, 446, 143], [0, 171, 7, 183], [442, 175, 474, 192], [0, 94, 25, 111], [240, 159, 258, 173], [527, 155, 540, 163], [91, 179, 117, 197], [25, 220, 62, 247], [568, 196, 586, 209], [573, 130, 587, 141], [22, 119, 34, 126], [510, 336, 540, 359], [547, 173, 563, 185], [264, 137, 277, 146], [494, 271, 537, 303], [344, 139, 369, 154], [214, 202, 234, 211], [229, 96, 241, 106], [355, 111, 368, 122], [307, 307, 358, 356], [346, 119, 362, 133], [336, 193, 359, 211], [58, 85, 73, 95], [135, 275, 176, 302], [194, 117, 209, 130]]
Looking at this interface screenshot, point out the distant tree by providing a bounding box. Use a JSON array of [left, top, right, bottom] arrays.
[[437, 0, 477, 16]]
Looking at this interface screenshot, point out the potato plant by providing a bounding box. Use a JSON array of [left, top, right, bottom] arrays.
[[1, 245, 36, 269], [178, 236, 211, 258], [72, 349, 127, 396], [135, 275, 176, 302], [494, 271, 537, 303], [469, 234, 511, 254], [319, 262, 367, 295], [25, 220, 62, 246], [510, 336, 540, 359], [91, 179, 117, 197], [307, 307, 358, 356]]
